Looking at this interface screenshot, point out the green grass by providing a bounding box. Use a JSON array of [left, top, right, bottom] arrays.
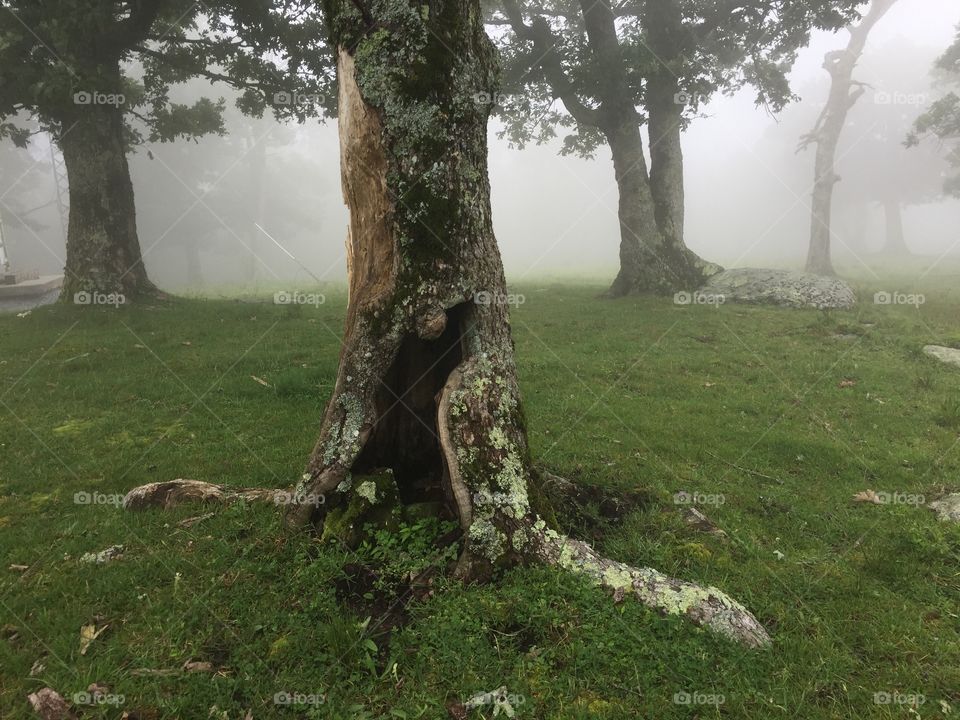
[[1, 275, 959, 719]]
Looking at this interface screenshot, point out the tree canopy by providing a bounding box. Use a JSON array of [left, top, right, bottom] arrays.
[[487, 0, 865, 156], [909, 26, 960, 196], [0, 1, 335, 148]]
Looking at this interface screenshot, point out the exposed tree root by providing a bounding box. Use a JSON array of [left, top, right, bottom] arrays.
[[123, 476, 769, 647], [532, 528, 770, 647], [122, 479, 290, 511]]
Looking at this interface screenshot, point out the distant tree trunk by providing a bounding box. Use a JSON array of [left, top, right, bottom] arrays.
[[503, 0, 718, 297], [882, 199, 910, 255], [646, 76, 685, 251], [800, 0, 898, 276], [244, 129, 267, 285], [581, 0, 716, 297], [185, 242, 203, 287], [58, 95, 155, 301], [604, 114, 686, 295], [284, 0, 768, 648]]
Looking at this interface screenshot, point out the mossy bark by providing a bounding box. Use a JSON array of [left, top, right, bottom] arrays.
[[283, 0, 768, 647], [57, 88, 155, 301]]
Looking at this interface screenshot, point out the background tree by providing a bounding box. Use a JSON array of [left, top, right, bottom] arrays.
[[909, 26, 960, 197], [487, 0, 864, 296], [837, 38, 947, 257], [0, 126, 58, 270], [797, 0, 898, 275], [0, 1, 332, 300], [274, 0, 769, 647], [129, 99, 329, 291]]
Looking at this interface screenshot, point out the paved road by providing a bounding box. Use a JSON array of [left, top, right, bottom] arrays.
[[0, 289, 61, 315]]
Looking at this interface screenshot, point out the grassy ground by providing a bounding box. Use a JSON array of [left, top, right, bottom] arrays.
[[1, 272, 959, 719]]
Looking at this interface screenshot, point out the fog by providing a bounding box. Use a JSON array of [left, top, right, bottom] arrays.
[[2, 0, 958, 291]]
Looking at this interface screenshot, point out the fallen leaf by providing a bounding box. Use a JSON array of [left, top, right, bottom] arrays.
[[182, 660, 214, 673], [8, 564, 28, 572], [181, 341, 192, 346], [87, 682, 111, 697], [446, 701, 468, 720], [838, 379, 857, 388], [853, 490, 883, 505], [79, 624, 108, 655], [251, 375, 271, 388], [30, 659, 46, 676], [27, 688, 75, 719]]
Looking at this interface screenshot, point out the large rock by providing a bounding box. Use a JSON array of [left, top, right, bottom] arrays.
[[923, 345, 960, 369], [701, 268, 856, 310]]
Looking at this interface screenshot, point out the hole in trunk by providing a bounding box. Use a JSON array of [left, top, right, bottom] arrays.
[[353, 303, 469, 505]]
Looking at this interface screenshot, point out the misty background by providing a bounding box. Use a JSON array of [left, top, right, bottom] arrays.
[[2, 0, 957, 292]]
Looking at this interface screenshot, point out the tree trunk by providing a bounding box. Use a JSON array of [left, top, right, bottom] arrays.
[[185, 241, 204, 288], [882, 199, 909, 255], [58, 98, 155, 301], [642, 0, 720, 290], [801, 0, 898, 276], [604, 117, 683, 296], [282, 0, 768, 647], [244, 128, 267, 286], [576, 0, 717, 297]]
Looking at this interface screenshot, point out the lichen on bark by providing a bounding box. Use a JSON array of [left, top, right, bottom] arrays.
[[280, 0, 771, 647]]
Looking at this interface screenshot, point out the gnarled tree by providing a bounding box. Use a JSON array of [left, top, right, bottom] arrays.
[[488, 0, 864, 296], [797, 0, 898, 275], [0, 0, 332, 300], [276, 0, 769, 646]]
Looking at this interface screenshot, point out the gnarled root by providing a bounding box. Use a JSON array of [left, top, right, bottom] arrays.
[[122, 479, 288, 511], [530, 527, 770, 648]]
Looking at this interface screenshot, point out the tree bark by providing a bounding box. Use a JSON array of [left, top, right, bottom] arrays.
[[58, 95, 155, 301], [579, 0, 718, 296], [800, 0, 898, 276], [278, 0, 768, 647], [882, 199, 909, 255]]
